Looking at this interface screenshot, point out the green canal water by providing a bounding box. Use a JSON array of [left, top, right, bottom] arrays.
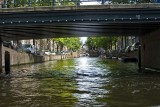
[[0, 57, 160, 107]]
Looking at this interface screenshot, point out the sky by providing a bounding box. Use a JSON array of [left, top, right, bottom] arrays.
[[80, 37, 87, 44], [80, 2, 101, 5]]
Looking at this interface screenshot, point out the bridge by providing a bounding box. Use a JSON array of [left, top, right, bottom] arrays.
[[0, 4, 160, 39], [0, 3, 160, 72]]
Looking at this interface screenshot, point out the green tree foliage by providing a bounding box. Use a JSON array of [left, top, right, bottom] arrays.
[[13, 0, 28, 7], [34, 0, 53, 6], [54, 37, 81, 51], [86, 37, 98, 50], [86, 36, 119, 50], [57, 0, 76, 6], [9, 0, 77, 7], [7, 0, 151, 8]]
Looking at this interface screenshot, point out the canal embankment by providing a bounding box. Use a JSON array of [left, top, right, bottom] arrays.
[[2, 46, 80, 67]]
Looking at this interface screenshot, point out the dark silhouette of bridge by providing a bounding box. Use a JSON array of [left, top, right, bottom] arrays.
[[0, 4, 160, 40]]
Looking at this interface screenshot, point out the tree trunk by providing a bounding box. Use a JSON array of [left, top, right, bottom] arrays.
[[125, 36, 127, 48], [115, 40, 117, 50], [110, 41, 112, 50], [52, 40, 55, 52], [57, 43, 59, 53]]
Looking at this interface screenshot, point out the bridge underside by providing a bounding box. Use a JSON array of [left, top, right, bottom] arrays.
[[0, 5, 160, 40], [0, 22, 159, 40]]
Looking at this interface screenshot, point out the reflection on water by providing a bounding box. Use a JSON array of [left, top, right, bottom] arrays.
[[0, 57, 160, 107]]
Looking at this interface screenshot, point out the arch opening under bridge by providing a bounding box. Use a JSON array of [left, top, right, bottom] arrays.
[[0, 4, 160, 73]]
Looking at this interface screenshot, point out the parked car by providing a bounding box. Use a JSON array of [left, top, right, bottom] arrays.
[[56, 51, 65, 55], [42, 50, 51, 55], [125, 46, 132, 53], [18, 44, 35, 54], [50, 51, 56, 55], [61, 51, 65, 55], [3, 40, 13, 49]]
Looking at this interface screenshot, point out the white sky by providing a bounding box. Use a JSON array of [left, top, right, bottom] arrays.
[[81, 37, 87, 44], [80, 2, 101, 5]]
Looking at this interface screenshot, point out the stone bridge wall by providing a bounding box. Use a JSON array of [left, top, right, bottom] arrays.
[[141, 29, 160, 70]]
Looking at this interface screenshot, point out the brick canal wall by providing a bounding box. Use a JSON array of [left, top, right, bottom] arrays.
[[2, 47, 80, 67]]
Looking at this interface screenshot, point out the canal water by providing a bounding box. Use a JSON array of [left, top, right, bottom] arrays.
[[0, 57, 160, 107]]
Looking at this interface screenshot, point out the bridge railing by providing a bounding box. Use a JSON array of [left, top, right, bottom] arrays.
[[0, 0, 156, 8]]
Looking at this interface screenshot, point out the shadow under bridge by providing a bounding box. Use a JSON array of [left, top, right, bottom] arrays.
[[0, 6, 160, 39]]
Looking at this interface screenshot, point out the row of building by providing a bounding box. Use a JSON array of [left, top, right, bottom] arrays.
[[4, 39, 68, 54]]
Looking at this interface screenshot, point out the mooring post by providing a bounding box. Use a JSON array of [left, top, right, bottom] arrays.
[[5, 51, 10, 74], [138, 45, 141, 70], [61, 53, 62, 60], [0, 38, 2, 73]]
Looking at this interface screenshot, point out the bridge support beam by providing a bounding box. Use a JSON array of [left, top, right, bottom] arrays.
[[141, 29, 160, 70], [0, 38, 2, 73], [5, 51, 10, 74], [138, 45, 141, 70]]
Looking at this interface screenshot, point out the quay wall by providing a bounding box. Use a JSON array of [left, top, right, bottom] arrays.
[[2, 47, 80, 66], [141, 29, 160, 70]]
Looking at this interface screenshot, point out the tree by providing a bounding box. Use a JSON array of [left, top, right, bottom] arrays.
[[12, 0, 77, 7], [112, 0, 129, 4], [53, 37, 81, 52], [57, 0, 76, 6], [86, 36, 119, 51], [14, 0, 29, 7]]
